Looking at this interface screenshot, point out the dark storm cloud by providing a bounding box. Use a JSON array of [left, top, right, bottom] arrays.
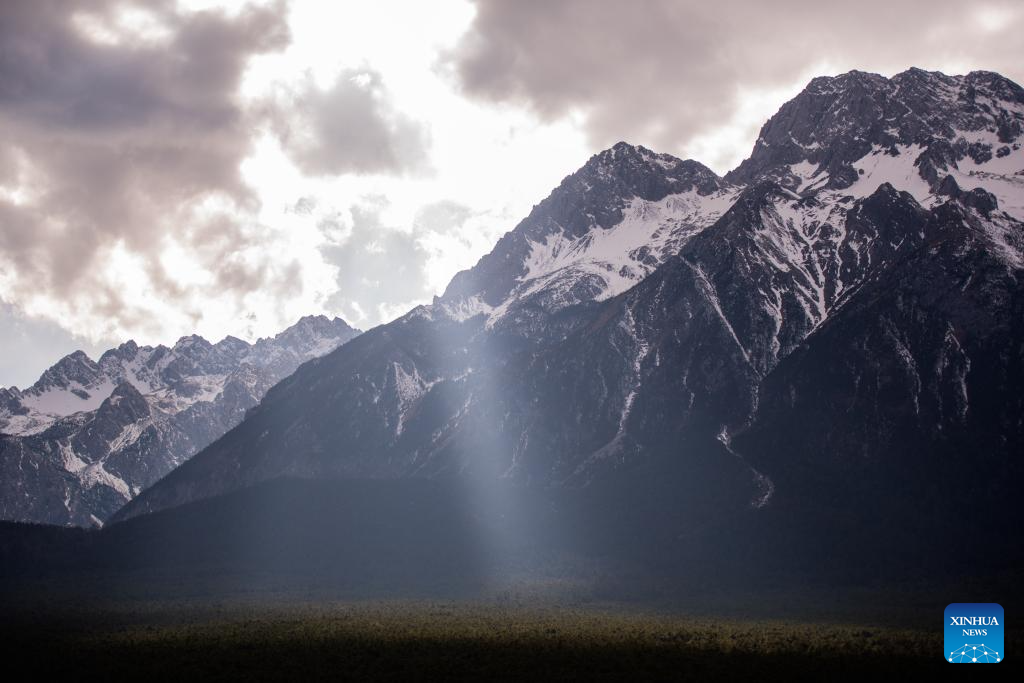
[[448, 0, 1024, 162], [0, 0, 290, 320], [269, 69, 431, 176]]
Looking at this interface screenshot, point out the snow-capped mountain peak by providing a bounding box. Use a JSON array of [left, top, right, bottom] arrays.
[[434, 142, 738, 324], [0, 315, 360, 526], [730, 68, 1024, 216]]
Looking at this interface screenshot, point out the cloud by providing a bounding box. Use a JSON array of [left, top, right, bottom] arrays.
[[322, 200, 431, 326], [313, 196, 481, 327], [321, 202, 422, 325], [267, 69, 431, 176], [447, 0, 1024, 171], [0, 0, 314, 344], [0, 0, 436, 354], [413, 200, 509, 295]]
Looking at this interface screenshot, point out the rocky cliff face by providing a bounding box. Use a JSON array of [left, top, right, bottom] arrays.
[[734, 196, 1024, 521], [0, 316, 359, 526], [114, 69, 1023, 555]]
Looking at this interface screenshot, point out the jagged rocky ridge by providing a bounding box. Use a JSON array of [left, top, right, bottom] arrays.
[[0, 316, 359, 526], [115, 69, 1024, 555]]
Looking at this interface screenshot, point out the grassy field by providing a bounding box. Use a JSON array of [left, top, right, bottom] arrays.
[[3, 561, 1018, 680], [1, 594, 958, 681]]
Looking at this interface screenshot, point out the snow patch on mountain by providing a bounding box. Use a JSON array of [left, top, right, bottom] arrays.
[[790, 160, 829, 193], [80, 460, 132, 500], [976, 213, 1024, 269], [439, 296, 494, 323], [14, 378, 117, 434], [108, 419, 152, 453], [688, 260, 752, 365], [831, 137, 1024, 223], [58, 441, 87, 474], [523, 188, 737, 287], [475, 187, 740, 323], [759, 195, 832, 326], [947, 143, 1024, 222], [848, 145, 935, 205], [391, 362, 437, 436]]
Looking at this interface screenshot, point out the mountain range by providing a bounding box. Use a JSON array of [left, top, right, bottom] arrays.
[[104, 67, 1023, 574], [2, 67, 1021, 585], [0, 315, 359, 526]]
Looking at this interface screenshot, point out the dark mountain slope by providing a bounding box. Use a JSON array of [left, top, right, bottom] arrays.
[[734, 198, 1024, 531]]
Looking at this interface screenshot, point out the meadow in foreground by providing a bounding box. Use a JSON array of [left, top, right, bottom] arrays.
[[2, 597, 950, 681]]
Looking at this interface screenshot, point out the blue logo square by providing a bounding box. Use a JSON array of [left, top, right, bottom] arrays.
[[945, 603, 1004, 663]]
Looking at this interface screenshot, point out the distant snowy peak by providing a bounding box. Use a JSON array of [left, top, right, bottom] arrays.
[[435, 142, 736, 323], [254, 314, 358, 362], [730, 69, 1024, 212], [0, 313, 359, 525], [0, 315, 359, 436]]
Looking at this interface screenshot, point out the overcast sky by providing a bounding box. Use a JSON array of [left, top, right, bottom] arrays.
[[1, 0, 1022, 387]]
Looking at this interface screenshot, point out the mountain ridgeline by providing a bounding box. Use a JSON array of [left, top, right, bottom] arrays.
[[0, 316, 359, 526], [37, 68, 1024, 581]]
